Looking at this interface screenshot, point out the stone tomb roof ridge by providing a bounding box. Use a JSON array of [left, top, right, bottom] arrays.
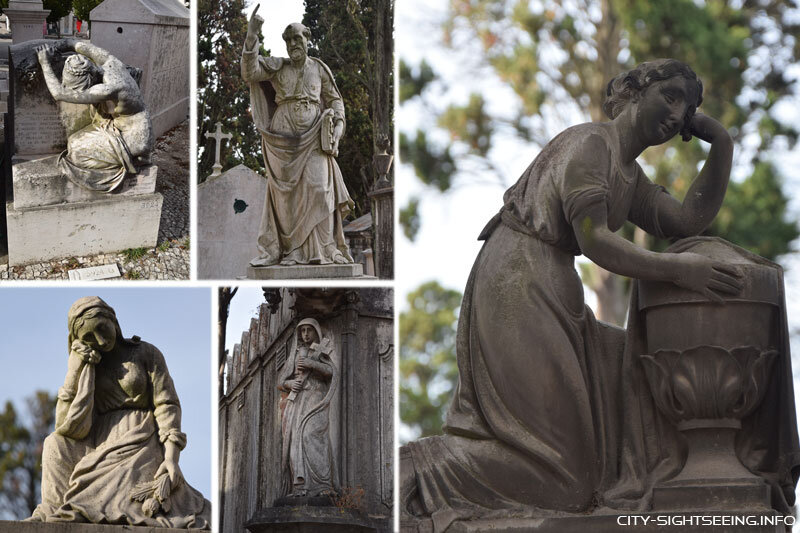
[[90, 0, 189, 26]]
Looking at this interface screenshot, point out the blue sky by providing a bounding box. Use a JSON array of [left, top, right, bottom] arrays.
[[0, 288, 213, 505]]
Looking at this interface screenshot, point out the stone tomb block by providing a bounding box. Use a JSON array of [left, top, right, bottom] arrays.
[[90, 0, 189, 138], [5, 40, 163, 266], [9, 39, 68, 156], [6, 192, 162, 265], [198, 164, 265, 279], [12, 157, 158, 209]]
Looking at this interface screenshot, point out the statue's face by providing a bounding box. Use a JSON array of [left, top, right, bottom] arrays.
[[634, 77, 697, 146], [298, 325, 317, 345], [284, 27, 308, 62], [77, 316, 117, 352]]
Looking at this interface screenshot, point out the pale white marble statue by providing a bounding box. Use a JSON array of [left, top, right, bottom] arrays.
[[242, 9, 355, 267], [29, 297, 210, 528]]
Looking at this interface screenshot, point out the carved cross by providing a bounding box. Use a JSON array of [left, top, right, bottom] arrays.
[[205, 122, 232, 177]]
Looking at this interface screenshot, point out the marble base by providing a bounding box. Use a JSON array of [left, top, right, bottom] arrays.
[[12, 156, 158, 209], [247, 263, 364, 280], [0, 521, 188, 533], [6, 193, 162, 266], [403, 511, 789, 533], [245, 507, 385, 533], [653, 478, 771, 511]]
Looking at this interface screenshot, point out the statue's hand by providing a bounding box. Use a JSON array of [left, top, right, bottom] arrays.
[[296, 354, 306, 371], [687, 113, 729, 144], [155, 458, 184, 488], [35, 44, 55, 65], [247, 4, 264, 41], [671, 252, 743, 303], [70, 339, 101, 364], [291, 379, 303, 393]]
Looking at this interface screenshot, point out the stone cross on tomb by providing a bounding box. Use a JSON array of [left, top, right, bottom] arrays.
[[205, 122, 232, 177]]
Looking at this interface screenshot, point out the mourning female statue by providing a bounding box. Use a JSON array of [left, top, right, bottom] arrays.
[[400, 59, 800, 531], [36, 40, 154, 193], [277, 318, 339, 498], [29, 297, 210, 528], [242, 7, 355, 267]]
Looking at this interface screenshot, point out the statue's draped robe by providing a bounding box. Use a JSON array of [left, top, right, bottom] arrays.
[[31, 339, 210, 528], [278, 319, 339, 496], [242, 41, 354, 266], [402, 123, 800, 532], [57, 56, 142, 193], [402, 123, 676, 531]]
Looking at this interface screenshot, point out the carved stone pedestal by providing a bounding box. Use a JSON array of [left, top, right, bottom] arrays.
[[0, 521, 189, 533], [5, 1, 49, 46], [408, 512, 788, 533], [247, 263, 364, 280], [245, 507, 383, 533], [6, 190, 162, 265]]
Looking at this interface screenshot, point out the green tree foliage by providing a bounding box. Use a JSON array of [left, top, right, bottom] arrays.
[[303, 0, 394, 216], [197, 0, 263, 182], [72, 0, 102, 23], [400, 0, 800, 325], [399, 281, 462, 441], [44, 0, 73, 26], [0, 392, 56, 519]]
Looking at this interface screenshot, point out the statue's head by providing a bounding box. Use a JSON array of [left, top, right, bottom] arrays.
[[62, 53, 100, 91], [67, 296, 122, 353], [282, 22, 311, 62], [296, 318, 321, 346], [603, 59, 703, 145]]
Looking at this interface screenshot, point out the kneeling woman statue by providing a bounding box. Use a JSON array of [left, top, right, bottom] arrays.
[[28, 297, 210, 528], [401, 59, 800, 531]]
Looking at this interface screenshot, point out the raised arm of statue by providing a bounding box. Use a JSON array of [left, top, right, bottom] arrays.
[[36, 44, 117, 104], [73, 41, 113, 66]]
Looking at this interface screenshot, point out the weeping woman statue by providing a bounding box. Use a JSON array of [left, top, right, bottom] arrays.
[[36, 40, 154, 193]]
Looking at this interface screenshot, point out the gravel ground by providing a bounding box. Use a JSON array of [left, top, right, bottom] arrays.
[[0, 121, 191, 281]]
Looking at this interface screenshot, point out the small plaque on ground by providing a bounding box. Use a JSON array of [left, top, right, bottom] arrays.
[[68, 264, 121, 281]]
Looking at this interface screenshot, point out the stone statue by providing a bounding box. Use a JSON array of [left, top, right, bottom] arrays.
[[29, 297, 210, 528], [242, 7, 355, 267], [400, 59, 800, 531], [36, 40, 154, 193], [277, 318, 339, 498]]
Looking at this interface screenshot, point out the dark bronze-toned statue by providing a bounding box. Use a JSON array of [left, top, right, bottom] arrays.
[[401, 59, 799, 532]]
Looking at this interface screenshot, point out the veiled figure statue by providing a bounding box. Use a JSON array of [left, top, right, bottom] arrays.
[[277, 318, 340, 498], [242, 8, 355, 267], [36, 40, 154, 193], [29, 297, 210, 528], [400, 59, 800, 532]]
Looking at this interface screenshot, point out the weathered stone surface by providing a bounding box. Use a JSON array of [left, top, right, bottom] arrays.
[[9, 39, 67, 156], [0, 521, 193, 533], [247, 263, 364, 280], [420, 512, 788, 533], [6, 192, 162, 265], [36, 39, 154, 193], [220, 289, 392, 533], [368, 185, 393, 279], [5, 1, 48, 46], [197, 164, 265, 279], [29, 297, 210, 527], [12, 157, 157, 208], [243, 17, 356, 268], [245, 507, 384, 533], [90, 0, 189, 138]]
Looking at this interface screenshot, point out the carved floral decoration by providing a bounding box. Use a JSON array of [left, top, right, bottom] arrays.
[[639, 345, 776, 423]]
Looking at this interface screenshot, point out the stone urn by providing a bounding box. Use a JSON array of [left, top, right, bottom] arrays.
[[637, 238, 783, 511]]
